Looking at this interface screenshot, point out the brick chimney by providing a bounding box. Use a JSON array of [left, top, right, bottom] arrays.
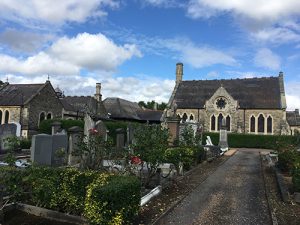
[[94, 83, 102, 102], [176, 62, 183, 85], [278, 71, 287, 109]]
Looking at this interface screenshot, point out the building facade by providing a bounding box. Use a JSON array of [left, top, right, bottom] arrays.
[[0, 81, 63, 137], [167, 63, 292, 135]]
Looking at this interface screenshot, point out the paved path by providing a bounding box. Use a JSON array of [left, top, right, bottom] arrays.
[[159, 149, 272, 225]]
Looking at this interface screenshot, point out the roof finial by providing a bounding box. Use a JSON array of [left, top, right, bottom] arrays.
[[6, 76, 8, 83], [47, 74, 50, 81]]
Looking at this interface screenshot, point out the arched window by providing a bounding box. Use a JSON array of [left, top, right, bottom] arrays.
[[177, 114, 181, 120], [189, 114, 194, 121], [0, 110, 2, 124], [47, 112, 52, 120], [211, 115, 216, 131], [258, 114, 265, 133], [217, 113, 223, 130], [267, 116, 272, 133], [39, 112, 45, 124], [182, 113, 187, 122], [250, 116, 255, 133], [4, 110, 9, 124], [226, 116, 231, 131]]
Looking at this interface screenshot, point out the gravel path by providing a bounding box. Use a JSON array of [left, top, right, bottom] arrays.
[[159, 149, 272, 225]]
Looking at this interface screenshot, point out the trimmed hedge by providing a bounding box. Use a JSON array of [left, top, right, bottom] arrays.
[[202, 132, 299, 150], [0, 166, 141, 224], [38, 119, 84, 134], [293, 167, 300, 192]]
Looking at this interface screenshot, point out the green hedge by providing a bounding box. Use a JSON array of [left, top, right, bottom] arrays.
[[104, 121, 138, 144], [38, 119, 84, 134], [0, 166, 141, 224], [293, 167, 300, 192], [202, 132, 299, 150]]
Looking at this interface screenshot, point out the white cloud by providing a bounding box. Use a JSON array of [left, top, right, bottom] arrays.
[[285, 81, 300, 110], [0, 0, 119, 26], [0, 28, 54, 53], [143, 0, 183, 8], [251, 27, 300, 44], [165, 38, 237, 68], [0, 33, 141, 75], [49, 33, 142, 71], [254, 48, 281, 71], [0, 73, 174, 103], [187, 0, 300, 22]]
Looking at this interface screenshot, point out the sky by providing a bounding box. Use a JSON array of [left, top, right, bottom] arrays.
[[0, 0, 299, 110]]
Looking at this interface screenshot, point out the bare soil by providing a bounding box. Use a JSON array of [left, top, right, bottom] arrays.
[[262, 159, 300, 225]]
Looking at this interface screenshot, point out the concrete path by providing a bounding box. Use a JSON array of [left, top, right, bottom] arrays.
[[159, 149, 272, 225]]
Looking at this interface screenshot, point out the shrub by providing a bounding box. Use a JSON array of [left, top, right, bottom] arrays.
[[1, 166, 141, 224], [292, 167, 300, 192], [85, 175, 141, 225], [38, 119, 84, 134], [202, 132, 299, 151], [20, 138, 31, 149], [277, 150, 300, 173]]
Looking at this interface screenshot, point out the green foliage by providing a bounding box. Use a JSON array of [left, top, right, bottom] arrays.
[[20, 138, 31, 149], [278, 150, 300, 173], [38, 119, 84, 134], [1, 166, 141, 224], [138, 100, 167, 110], [132, 124, 169, 187], [103, 121, 130, 144], [85, 175, 141, 225], [292, 167, 300, 192], [202, 132, 299, 150], [3, 136, 20, 165]]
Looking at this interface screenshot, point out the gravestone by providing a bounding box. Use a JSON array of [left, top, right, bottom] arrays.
[[0, 123, 17, 152], [52, 134, 68, 166], [95, 120, 107, 140], [31, 134, 53, 165], [31, 133, 68, 166], [68, 126, 83, 165], [84, 113, 95, 136], [219, 118, 228, 151], [116, 128, 125, 150], [127, 124, 134, 145]]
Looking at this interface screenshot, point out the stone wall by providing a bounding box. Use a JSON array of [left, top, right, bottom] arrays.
[[26, 82, 63, 135], [0, 106, 21, 124], [176, 108, 287, 135]]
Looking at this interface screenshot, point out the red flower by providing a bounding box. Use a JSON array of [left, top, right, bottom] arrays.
[[89, 128, 98, 135], [131, 156, 142, 165]]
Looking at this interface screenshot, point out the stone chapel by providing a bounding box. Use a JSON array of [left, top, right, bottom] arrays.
[[167, 63, 299, 135]]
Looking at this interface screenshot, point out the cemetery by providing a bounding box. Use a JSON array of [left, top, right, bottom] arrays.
[[0, 111, 300, 225]]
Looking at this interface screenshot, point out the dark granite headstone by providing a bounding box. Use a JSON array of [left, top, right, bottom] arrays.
[[116, 128, 125, 150]]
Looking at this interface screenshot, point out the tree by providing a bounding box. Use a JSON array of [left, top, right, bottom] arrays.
[[138, 100, 167, 110], [131, 124, 169, 187]]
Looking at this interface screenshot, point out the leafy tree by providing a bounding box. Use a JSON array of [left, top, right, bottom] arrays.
[[138, 100, 167, 110], [131, 124, 169, 187]]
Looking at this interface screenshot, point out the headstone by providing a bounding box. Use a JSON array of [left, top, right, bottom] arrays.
[[52, 134, 68, 166], [84, 113, 95, 136], [167, 117, 180, 145], [68, 126, 83, 165], [10, 122, 21, 137], [31, 133, 68, 166], [0, 123, 17, 151], [116, 128, 125, 150], [31, 134, 53, 165], [127, 124, 134, 145], [51, 121, 62, 135], [94, 120, 107, 139], [219, 119, 228, 151]]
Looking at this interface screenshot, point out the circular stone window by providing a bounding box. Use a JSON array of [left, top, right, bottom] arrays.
[[216, 98, 227, 109]]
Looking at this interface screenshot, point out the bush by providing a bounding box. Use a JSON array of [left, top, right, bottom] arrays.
[[277, 150, 300, 173], [1, 166, 141, 224], [20, 138, 31, 149], [85, 175, 141, 225], [293, 167, 300, 192], [38, 119, 84, 134], [202, 132, 299, 150]]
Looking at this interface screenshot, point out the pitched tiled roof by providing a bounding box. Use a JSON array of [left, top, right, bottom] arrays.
[[137, 110, 163, 122], [61, 96, 107, 118], [287, 111, 300, 126], [103, 97, 141, 120], [0, 83, 45, 106], [174, 77, 282, 109]]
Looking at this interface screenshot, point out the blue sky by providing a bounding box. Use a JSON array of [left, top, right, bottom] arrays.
[[0, 0, 299, 109]]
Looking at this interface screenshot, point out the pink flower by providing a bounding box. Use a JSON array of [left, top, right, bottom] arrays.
[[89, 128, 98, 135], [131, 156, 142, 165]]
